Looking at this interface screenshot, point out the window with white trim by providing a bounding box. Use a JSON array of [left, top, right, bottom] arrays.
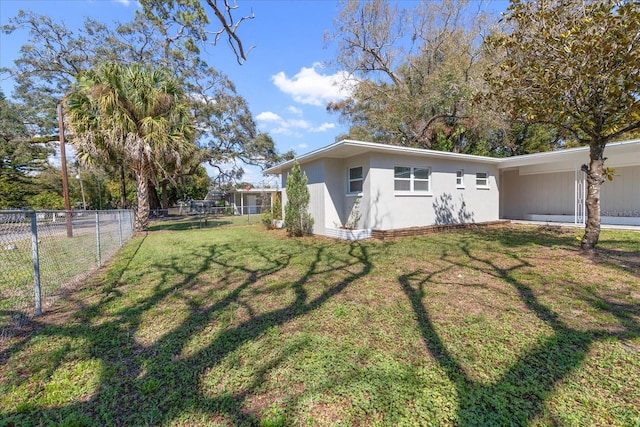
[[475, 172, 489, 188], [394, 166, 430, 193], [348, 166, 363, 193], [456, 170, 464, 188]]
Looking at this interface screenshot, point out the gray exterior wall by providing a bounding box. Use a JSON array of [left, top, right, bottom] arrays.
[[281, 153, 500, 235], [367, 153, 499, 230], [500, 170, 575, 219], [281, 159, 327, 235], [275, 140, 639, 236], [500, 165, 640, 220], [600, 165, 640, 215]]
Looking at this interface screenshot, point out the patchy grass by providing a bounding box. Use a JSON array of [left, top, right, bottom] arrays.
[[0, 223, 638, 426]]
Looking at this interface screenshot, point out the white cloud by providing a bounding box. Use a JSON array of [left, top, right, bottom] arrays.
[[287, 119, 310, 129], [287, 106, 303, 116], [270, 127, 303, 138], [272, 63, 355, 106], [297, 143, 308, 149], [256, 106, 338, 139], [256, 111, 282, 122], [256, 110, 311, 134], [310, 122, 336, 133], [113, 0, 132, 6]]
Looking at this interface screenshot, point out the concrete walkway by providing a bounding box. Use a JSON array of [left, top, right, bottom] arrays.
[[508, 219, 640, 232]]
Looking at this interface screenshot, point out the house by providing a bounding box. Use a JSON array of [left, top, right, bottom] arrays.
[[227, 188, 279, 215], [263, 139, 640, 239]]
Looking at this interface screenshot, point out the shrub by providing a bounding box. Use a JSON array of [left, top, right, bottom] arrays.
[[284, 161, 313, 237]]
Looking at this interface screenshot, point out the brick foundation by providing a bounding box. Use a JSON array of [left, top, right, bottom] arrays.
[[371, 221, 509, 240]]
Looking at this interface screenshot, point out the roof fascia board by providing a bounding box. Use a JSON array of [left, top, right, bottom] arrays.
[[263, 138, 640, 175], [263, 139, 501, 174]]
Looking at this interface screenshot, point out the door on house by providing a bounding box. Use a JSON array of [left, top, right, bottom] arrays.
[[247, 195, 258, 214]]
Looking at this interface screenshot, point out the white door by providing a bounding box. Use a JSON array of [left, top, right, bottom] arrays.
[[247, 195, 257, 214]]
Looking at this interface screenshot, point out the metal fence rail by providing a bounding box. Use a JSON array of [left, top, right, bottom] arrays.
[[1, 209, 134, 339]]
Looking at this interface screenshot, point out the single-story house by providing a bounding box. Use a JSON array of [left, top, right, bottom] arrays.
[[227, 188, 279, 215], [263, 139, 640, 240]]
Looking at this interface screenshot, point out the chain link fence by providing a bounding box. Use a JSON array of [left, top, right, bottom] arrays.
[[1, 209, 134, 339], [166, 201, 272, 226]]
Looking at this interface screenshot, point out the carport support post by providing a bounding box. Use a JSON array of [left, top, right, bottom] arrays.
[[29, 211, 42, 316]]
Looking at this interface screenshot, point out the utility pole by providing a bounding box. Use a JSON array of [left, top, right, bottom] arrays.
[[58, 102, 73, 237]]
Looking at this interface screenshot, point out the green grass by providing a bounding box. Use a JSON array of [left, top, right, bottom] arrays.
[[0, 223, 638, 426]]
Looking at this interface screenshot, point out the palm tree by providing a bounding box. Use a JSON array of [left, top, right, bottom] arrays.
[[66, 63, 195, 231]]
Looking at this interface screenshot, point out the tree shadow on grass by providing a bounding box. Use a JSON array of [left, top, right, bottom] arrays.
[[399, 239, 639, 425], [0, 233, 371, 426]]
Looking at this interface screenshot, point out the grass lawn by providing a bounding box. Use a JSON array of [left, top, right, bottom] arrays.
[[0, 222, 638, 426]]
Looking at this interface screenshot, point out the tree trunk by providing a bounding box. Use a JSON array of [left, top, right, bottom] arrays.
[[161, 181, 169, 211], [148, 180, 161, 211], [135, 172, 150, 231], [581, 140, 606, 251], [120, 165, 127, 209]]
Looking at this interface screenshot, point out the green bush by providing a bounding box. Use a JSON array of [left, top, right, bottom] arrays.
[[284, 161, 313, 237]]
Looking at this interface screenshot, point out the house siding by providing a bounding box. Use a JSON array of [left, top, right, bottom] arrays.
[[367, 153, 499, 230], [270, 139, 639, 239], [500, 170, 574, 219], [601, 165, 640, 216], [280, 160, 326, 235], [500, 165, 640, 221]]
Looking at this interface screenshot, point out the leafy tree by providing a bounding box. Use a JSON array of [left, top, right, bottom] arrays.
[[165, 165, 211, 204], [66, 63, 195, 231], [327, 0, 501, 153], [485, 0, 640, 251], [0, 92, 53, 208], [26, 191, 64, 210], [284, 161, 313, 237], [139, 0, 254, 64], [1, 10, 280, 205]]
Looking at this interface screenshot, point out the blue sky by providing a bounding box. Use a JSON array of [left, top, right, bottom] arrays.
[[0, 0, 354, 185], [0, 0, 508, 185]]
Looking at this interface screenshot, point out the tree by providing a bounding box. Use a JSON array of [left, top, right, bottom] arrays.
[[0, 92, 53, 208], [66, 63, 195, 231], [139, 0, 254, 64], [284, 161, 313, 237], [327, 0, 501, 153], [485, 0, 640, 251], [2, 9, 279, 205]]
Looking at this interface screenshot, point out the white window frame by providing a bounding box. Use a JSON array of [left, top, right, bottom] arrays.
[[456, 169, 465, 189], [394, 166, 431, 195], [348, 166, 364, 194], [475, 171, 489, 189]]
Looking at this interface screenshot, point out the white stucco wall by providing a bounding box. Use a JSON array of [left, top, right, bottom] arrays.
[[273, 140, 639, 237], [365, 153, 499, 230]]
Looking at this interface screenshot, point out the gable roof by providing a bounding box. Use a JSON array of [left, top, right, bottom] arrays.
[[263, 138, 640, 175]]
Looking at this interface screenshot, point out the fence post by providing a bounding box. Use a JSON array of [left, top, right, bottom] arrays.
[[118, 210, 123, 247], [29, 211, 42, 316], [95, 211, 102, 268]]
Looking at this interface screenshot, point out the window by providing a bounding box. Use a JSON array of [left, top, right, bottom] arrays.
[[476, 172, 489, 188], [348, 166, 363, 193], [394, 166, 430, 193], [456, 170, 464, 188]]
